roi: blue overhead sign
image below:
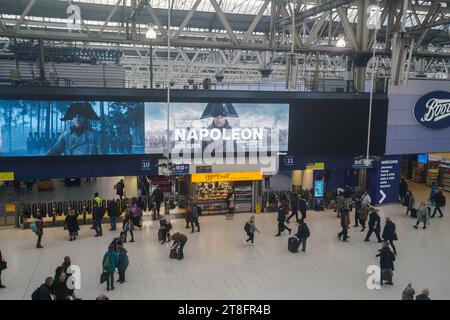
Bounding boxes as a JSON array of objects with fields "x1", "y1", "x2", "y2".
[
  {"x1": 368, "y1": 156, "x2": 401, "y2": 205},
  {"x1": 140, "y1": 159, "x2": 152, "y2": 171},
  {"x1": 171, "y1": 164, "x2": 190, "y2": 175},
  {"x1": 414, "y1": 91, "x2": 450, "y2": 130}
]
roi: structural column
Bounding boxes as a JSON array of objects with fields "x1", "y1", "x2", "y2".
[
  {"x1": 292, "y1": 170, "x2": 303, "y2": 192},
  {"x1": 124, "y1": 176, "x2": 138, "y2": 198}
]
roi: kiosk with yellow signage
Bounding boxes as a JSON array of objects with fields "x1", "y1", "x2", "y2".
[{"x1": 191, "y1": 171, "x2": 262, "y2": 215}]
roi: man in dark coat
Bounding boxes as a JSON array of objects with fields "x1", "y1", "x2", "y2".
[
  {"x1": 337, "y1": 208, "x2": 350, "y2": 242},
  {"x1": 365, "y1": 208, "x2": 383, "y2": 242},
  {"x1": 35, "y1": 214, "x2": 44, "y2": 249},
  {"x1": 275, "y1": 204, "x2": 292, "y2": 237},
  {"x1": 399, "y1": 178, "x2": 408, "y2": 204},
  {"x1": 376, "y1": 242, "x2": 395, "y2": 285},
  {"x1": 114, "y1": 179, "x2": 125, "y2": 200},
  {"x1": 295, "y1": 220, "x2": 310, "y2": 252},
  {"x1": 286, "y1": 193, "x2": 299, "y2": 223},
  {"x1": 93, "y1": 205, "x2": 104, "y2": 237},
  {"x1": 382, "y1": 217, "x2": 397, "y2": 255},
  {"x1": 47, "y1": 102, "x2": 101, "y2": 156},
  {"x1": 34, "y1": 277, "x2": 54, "y2": 300},
  {"x1": 152, "y1": 186, "x2": 165, "y2": 219},
  {"x1": 107, "y1": 199, "x2": 119, "y2": 231},
  {"x1": 299, "y1": 196, "x2": 308, "y2": 222}
]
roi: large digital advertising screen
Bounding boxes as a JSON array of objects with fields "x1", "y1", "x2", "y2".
[
  {"x1": 145, "y1": 102, "x2": 289, "y2": 154},
  {"x1": 0, "y1": 100, "x2": 289, "y2": 157},
  {"x1": 0, "y1": 99, "x2": 145, "y2": 157}
]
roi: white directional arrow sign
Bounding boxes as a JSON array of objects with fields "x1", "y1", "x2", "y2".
[{"x1": 379, "y1": 190, "x2": 386, "y2": 204}]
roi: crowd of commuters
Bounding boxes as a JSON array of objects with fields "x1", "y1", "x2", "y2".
[{"x1": 1, "y1": 177, "x2": 445, "y2": 300}]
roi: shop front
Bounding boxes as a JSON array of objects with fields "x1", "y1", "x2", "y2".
[{"x1": 190, "y1": 171, "x2": 262, "y2": 215}]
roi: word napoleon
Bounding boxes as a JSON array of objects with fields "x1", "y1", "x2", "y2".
[
  {"x1": 174, "y1": 128, "x2": 264, "y2": 141},
  {"x1": 178, "y1": 305, "x2": 213, "y2": 318}
]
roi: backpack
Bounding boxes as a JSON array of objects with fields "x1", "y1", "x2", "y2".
[
  {"x1": 103, "y1": 254, "x2": 110, "y2": 270},
  {"x1": 31, "y1": 287, "x2": 40, "y2": 300},
  {"x1": 244, "y1": 222, "x2": 251, "y2": 233},
  {"x1": 30, "y1": 221, "x2": 37, "y2": 233},
  {"x1": 303, "y1": 225, "x2": 310, "y2": 238}
]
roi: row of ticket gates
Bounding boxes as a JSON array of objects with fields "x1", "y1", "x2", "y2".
[{"x1": 19, "y1": 196, "x2": 185, "y2": 228}]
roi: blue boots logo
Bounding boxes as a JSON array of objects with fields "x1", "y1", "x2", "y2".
[{"x1": 414, "y1": 91, "x2": 450, "y2": 130}]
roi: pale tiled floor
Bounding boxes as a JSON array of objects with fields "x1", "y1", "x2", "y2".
[{"x1": 0, "y1": 180, "x2": 449, "y2": 300}]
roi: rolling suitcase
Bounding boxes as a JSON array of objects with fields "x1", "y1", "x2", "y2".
[
  {"x1": 410, "y1": 208, "x2": 417, "y2": 218},
  {"x1": 288, "y1": 236, "x2": 299, "y2": 253}
]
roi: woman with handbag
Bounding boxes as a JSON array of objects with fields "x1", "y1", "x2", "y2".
[
  {"x1": 0, "y1": 250, "x2": 6, "y2": 288},
  {"x1": 382, "y1": 217, "x2": 398, "y2": 255}
]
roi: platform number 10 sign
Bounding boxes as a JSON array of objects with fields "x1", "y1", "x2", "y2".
[{"x1": 67, "y1": 5, "x2": 81, "y2": 31}]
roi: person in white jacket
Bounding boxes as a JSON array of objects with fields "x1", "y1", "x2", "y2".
[
  {"x1": 414, "y1": 201, "x2": 430, "y2": 229},
  {"x1": 361, "y1": 191, "x2": 372, "y2": 207}
]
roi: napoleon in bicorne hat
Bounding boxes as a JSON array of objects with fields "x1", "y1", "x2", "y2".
[
  {"x1": 47, "y1": 102, "x2": 101, "y2": 156},
  {"x1": 200, "y1": 102, "x2": 238, "y2": 129}
]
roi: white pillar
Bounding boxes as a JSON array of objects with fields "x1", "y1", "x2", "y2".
[
  {"x1": 292, "y1": 170, "x2": 303, "y2": 192},
  {"x1": 302, "y1": 170, "x2": 314, "y2": 189},
  {"x1": 124, "y1": 176, "x2": 138, "y2": 198}
]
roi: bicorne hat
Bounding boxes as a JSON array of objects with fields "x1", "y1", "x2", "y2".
[
  {"x1": 61, "y1": 102, "x2": 100, "y2": 121},
  {"x1": 200, "y1": 102, "x2": 239, "y2": 119}
]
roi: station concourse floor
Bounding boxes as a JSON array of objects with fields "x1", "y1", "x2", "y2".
[{"x1": 0, "y1": 180, "x2": 449, "y2": 300}]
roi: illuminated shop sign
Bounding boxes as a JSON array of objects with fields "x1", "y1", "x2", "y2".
[{"x1": 414, "y1": 91, "x2": 450, "y2": 130}]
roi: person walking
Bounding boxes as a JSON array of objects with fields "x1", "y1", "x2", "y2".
[
  {"x1": 93, "y1": 204, "x2": 104, "y2": 237},
  {"x1": 365, "y1": 208, "x2": 383, "y2": 243},
  {"x1": 353, "y1": 189, "x2": 362, "y2": 227},
  {"x1": 337, "y1": 208, "x2": 350, "y2": 242},
  {"x1": 416, "y1": 288, "x2": 431, "y2": 300},
  {"x1": 359, "y1": 202, "x2": 369, "y2": 232},
  {"x1": 382, "y1": 217, "x2": 398, "y2": 255},
  {"x1": 190, "y1": 201, "x2": 200, "y2": 233},
  {"x1": 343, "y1": 185, "x2": 353, "y2": 211},
  {"x1": 361, "y1": 191, "x2": 372, "y2": 207},
  {"x1": 299, "y1": 195, "x2": 307, "y2": 222},
  {"x1": 244, "y1": 215, "x2": 260, "y2": 244},
  {"x1": 61, "y1": 256, "x2": 71, "y2": 274},
  {"x1": 32, "y1": 277, "x2": 54, "y2": 300},
  {"x1": 376, "y1": 241, "x2": 395, "y2": 286},
  {"x1": 25, "y1": 179, "x2": 34, "y2": 193},
  {"x1": 152, "y1": 186, "x2": 164, "y2": 219},
  {"x1": 336, "y1": 193, "x2": 346, "y2": 218},
  {"x1": 431, "y1": 189, "x2": 445, "y2": 218},
  {"x1": 114, "y1": 179, "x2": 125, "y2": 200},
  {"x1": 0, "y1": 250, "x2": 6, "y2": 288},
  {"x1": 159, "y1": 215, "x2": 172, "y2": 244},
  {"x1": 94, "y1": 192, "x2": 102, "y2": 207},
  {"x1": 402, "y1": 283, "x2": 415, "y2": 299},
  {"x1": 185, "y1": 199, "x2": 193, "y2": 229},
  {"x1": 286, "y1": 193, "x2": 299, "y2": 223},
  {"x1": 275, "y1": 204, "x2": 292, "y2": 237},
  {"x1": 130, "y1": 202, "x2": 143, "y2": 230},
  {"x1": 107, "y1": 199, "x2": 119, "y2": 231},
  {"x1": 35, "y1": 214, "x2": 44, "y2": 248},
  {"x1": 226, "y1": 189, "x2": 236, "y2": 220},
  {"x1": 122, "y1": 212, "x2": 135, "y2": 243},
  {"x1": 65, "y1": 209, "x2": 79, "y2": 241},
  {"x1": 102, "y1": 244, "x2": 119, "y2": 291},
  {"x1": 405, "y1": 191, "x2": 415, "y2": 217},
  {"x1": 295, "y1": 220, "x2": 310, "y2": 252},
  {"x1": 117, "y1": 244, "x2": 129, "y2": 284},
  {"x1": 171, "y1": 232, "x2": 188, "y2": 260},
  {"x1": 399, "y1": 178, "x2": 408, "y2": 204},
  {"x1": 414, "y1": 201, "x2": 430, "y2": 229}
]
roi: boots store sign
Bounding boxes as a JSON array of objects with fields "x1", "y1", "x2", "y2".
[{"x1": 414, "y1": 91, "x2": 450, "y2": 130}]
